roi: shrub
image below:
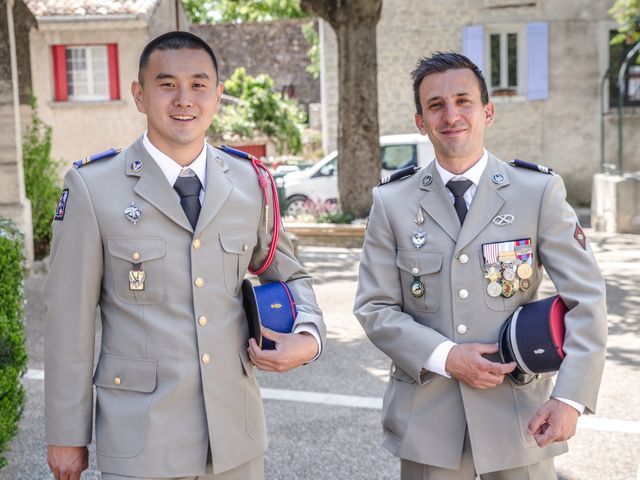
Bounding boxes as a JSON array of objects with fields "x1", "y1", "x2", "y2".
[
  {"x1": 0, "y1": 219, "x2": 27, "y2": 471},
  {"x1": 23, "y1": 96, "x2": 61, "y2": 258}
]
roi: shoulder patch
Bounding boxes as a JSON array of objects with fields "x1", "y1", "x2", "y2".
[
  {"x1": 74, "y1": 148, "x2": 120, "y2": 169},
  {"x1": 54, "y1": 189, "x2": 69, "y2": 221},
  {"x1": 379, "y1": 166, "x2": 419, "y2": 186},
  {"x1": 217, "y1": 145, "x2": 257, "y2": 161},
  {"x1": 509, "y1": 159, "x2": 553, "y2": 175}
]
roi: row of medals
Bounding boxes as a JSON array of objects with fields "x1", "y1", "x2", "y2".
[{"x1": 484, "y1": 259, "x2": 532, "y2": 298}]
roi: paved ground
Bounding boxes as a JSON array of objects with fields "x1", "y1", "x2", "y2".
[{"x1": 3, "y1": 229, "x2": 640, "y2": 480}]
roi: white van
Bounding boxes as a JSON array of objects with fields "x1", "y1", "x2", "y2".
[{"x1": 283, "y1": 134, "x2": 435, "y2": 215}]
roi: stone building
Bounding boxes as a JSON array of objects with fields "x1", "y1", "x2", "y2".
[
  {"x1": 26, "y1": 0, "x2": 187, "y2": 166},
  {"x1": 320, "y1": 0, "x2": 640, "y2": 206}
]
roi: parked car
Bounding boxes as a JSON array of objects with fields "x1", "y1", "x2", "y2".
[{"x1": 283, "y1": 134, "x2": 435, "y2": 216}]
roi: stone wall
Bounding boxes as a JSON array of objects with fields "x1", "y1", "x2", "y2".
[
  {"x1": 321, "y1": 0, "x2": 640, "y2": 206},
  {"x1": 192, "y1": 19, "x2": 320, "y2": 109}
]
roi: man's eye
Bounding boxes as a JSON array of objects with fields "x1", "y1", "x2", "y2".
[
  {"x1": 160, "y1": 82, "x2": 175, "y2": 87},
  {"x1": 428, "y1": 103, "x2": 441, "y2": 110}
]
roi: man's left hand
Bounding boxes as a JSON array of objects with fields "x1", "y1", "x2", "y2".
[
  {"x1": 248, "y1": 328, "x2": 319, "y2": 372},
  {"x1": 528, "y1": 398, "x2": 580, "y2": 447}
]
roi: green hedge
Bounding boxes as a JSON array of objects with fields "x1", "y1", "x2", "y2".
[{"x1": 0, "y1": 219, "x2": 27, "y2": 470}]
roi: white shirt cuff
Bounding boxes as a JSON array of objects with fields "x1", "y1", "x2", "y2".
[
  {"x1": 292, "y1": 324, "x2": 322, "y2": 363},
  {"x1": 424, "y1": 340, "x2": 457, "y2": 378},
  {"x1": 553, "y1": 396, "x2": 585, "y2": 415}
]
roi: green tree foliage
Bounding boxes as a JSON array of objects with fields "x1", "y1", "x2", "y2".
[
  {"x1": 302, "y1": 21, "x2": 320, "y2": 79},
  {"x1": 183, "y1": 0, "x2": 305, "y2": 24},
  {"x1": 210, "y1": 68, "x2": 306, "y2": 154},
  {"x1": 0, "y1": 220, "x2": 27, "y2": 470},
  {"x1": 610, "y1": 0, "x2": 640, "y2": 49},
  {"x1": 23, "y1": 97, "x2": 61, "y2": 258}
]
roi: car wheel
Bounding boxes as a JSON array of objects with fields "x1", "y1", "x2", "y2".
[{"x1": 286, "y1": 195, "x2": 308, "y2": 216}]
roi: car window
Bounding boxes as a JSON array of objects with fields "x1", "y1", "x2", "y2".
[{"x1": 381, "y1": 145, "x2": 416, "y2": 170}]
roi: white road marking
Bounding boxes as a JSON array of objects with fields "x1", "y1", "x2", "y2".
[{"x1": 26, "y1": 369, "x2": 640, "y2": 435}]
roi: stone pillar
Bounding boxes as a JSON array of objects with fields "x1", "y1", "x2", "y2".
[
  {"x1": 591, "y1": 173, "x2": 640, "y2": 234},
  {"x1": 0, "y1": 0, "x2": 34, "y2": 267}
]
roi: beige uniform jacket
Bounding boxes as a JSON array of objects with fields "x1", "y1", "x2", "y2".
[
  {"x1": 44, "y1": 136, "x2": 326, "y2": 477},
  {"x1": 353, "y1": 154, "x2": 607, "y2": 474}
]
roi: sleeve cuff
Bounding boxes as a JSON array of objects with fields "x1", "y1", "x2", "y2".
[
  {"x1": 293, "y1": 323, "x2": 322, "y2": 363},
  {"x1": 424, "y1": 340, "x2": 457, "y2": 378},
  {"x1": 553, "y1": 396, "x2": 585, "y2": 415}
]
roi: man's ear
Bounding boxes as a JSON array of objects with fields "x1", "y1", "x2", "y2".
[
  {"x1": 131, "y1": 81, "x2": 146, "y2": 114},
  {"x1": 415, "y1": 113, "x2": 427, "y2": 135},
  {"x1": 484, "y1": 101, "x2": 495, "y2": 127}
]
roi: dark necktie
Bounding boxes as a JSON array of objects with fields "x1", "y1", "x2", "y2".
[
  {"x1": 446, "y1": 179, "x2": 473, "y2": 225},
  {"x1": 174, "y1": 175, "x2": 202, "y2": 229}
]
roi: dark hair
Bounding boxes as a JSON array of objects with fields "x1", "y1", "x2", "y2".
[
  {"x1": 411, "y1": 52, "x2": 489, "y2": 114},
  {"x1": 138, "y1": 31, "x2": 219, "y2": 83}
]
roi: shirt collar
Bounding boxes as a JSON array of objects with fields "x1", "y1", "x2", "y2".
[
  {"x1": 142, "y1": 131, "x2": 207, "y2": 189},
  {"x1": 435, "y1": 149, "x2": 488, "y2": 187}
]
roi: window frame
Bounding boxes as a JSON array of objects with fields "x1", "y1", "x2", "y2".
[{"x1": 484, "y1": 24, "x2": 527, "y2": 97}]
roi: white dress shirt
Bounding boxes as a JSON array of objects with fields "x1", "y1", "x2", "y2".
[
  {"x1": 142, "y1": 132, "x2": 322, "y2": 358},
  {"x1": 422, "y1": 149, "x2": 583, "y2": 414}
]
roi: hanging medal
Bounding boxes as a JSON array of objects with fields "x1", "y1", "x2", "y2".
[
  {"x1": 410, "y1": 276, "x2": 425, "y2": 298},
  {"x1": 129, "y1": 263, "x2": 145, "y2": 291}
]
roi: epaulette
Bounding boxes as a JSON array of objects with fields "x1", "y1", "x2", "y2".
[
  {"x1": 74, "y1": 148, "x2": 120, "y2": 168},
  {"x1": 509, "y1": 159, "x2": 553, "y2": 175},
  {"x1": 379, "y1": 166, "x2": 419, "y2": 186}
]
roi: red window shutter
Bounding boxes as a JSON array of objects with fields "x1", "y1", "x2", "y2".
[
  {"x1": 107, "y1": 44, "x2": 120, "y2": 100},
  {"x1": 51, "y1": 45, "x2": 68, "y2": 101}
]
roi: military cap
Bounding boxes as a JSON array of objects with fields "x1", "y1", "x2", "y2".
[
  {"x1": 499, "y1": 295, "x2": 568, "y2": 385},
  {"x1": 242, "y1": 279, "x2": 297, "y2": 350}
]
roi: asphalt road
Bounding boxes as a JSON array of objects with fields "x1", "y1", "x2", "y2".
[{"x1": 3, "y1": 230, "x2": 640, "y2": 480}]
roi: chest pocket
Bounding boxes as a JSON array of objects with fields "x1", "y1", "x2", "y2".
[
  {"x1": 396, "y1": 250, "x2": 443, "y2": 313},
  {"x1": 107, "y1": 237, "x2": 166, "y2": 304},
  {"x1": 220, "y1": 230, "x2": 258, "y2": 295}
]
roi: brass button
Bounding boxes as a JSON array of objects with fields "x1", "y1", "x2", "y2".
[
  {"x1": 457, "y1": 324, "x2": 468, "y2": 335},
  {"x1": 192, "y1": 239, "x2": 201, "y2": 249},
  {"x1": 201, "y1": 353, "x2": 211, "y2": 365},
  {"x1": 114, "y1": 376, "x2": 122, "y2": 385},
  {"x1": 411, "y1": 267, "x2": 419, "y2": 275},
  {"x1": 459, "y1": 254, "x2": 469, "y2": 264},
  {"x1": 458, "y1": 289, "x2": 469, "y2": 299},
  {"x1": 131, "y1": 251, "x2": 141, "y2": 261},
  {"x1": 198, "y1": 315, "x2": 208, "y2": 327},
  {"x1": 242, "y1": 243, "x2": 248, "y2": 252},
  {"x1": 194, "y1": 277, "x2": 204, "y2": 288}
]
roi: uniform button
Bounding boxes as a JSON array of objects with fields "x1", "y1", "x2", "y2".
[
  {"x1": 242, "y1": 243, "x2": 248, "y2": 252},
  {"x1": 458, "y1": 289, "x2": 469, "y2": 299},
  {"x1": 411, "y1": 267, "x2": 419, "y2": 275},
  {"x1": 114, "y1": 376, "x2": 122, "y2": 385},
  {"x1": 457, "y1": 324, "x2": 468, "y2": 335},
  {"x1": 201, "y1": 353, "x2": 211, "y2": 365},
  {"x1": 131, "y1": 251, "x2": 140, "y2": 261},
  {"x1": 459, "y1": 254, "x2": 469, "y2": 264},
  {"x1": 192, "y1": 239, "x2": 201, "y2": 249},
  {"x1": 194, "y1": 277, "x2": 204, "y2": 288},
  {"x1": 198, "y1": 315, "x2": 208, "y2": 327},
  {"x1": 391, "y1": 365, "x2": 397, "y2": 373}
]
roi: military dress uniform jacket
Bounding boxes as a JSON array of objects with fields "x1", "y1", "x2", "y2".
[
  {"x1": 353, "y1": 154, "x2": 607, "y2": 474},
  {"x1": 44, "y1": 136, "x2": 326, "y2": 477}
]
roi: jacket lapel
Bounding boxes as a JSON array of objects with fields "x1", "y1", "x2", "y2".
[
  {"x1": 454, "y1": 154, "x2": 509, "y2": 254},
  {"x1": 195, "y1": 146, "x2": 233, "y2": 234},
  {"x1": 127, "y1": 137, "x2": 193, "y2": 232},
  {"x1": 419, "y1": 162, "x2": 460, "y2": 242}
]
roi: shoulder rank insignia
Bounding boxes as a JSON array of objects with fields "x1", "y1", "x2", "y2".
[
  {"x1": 509, "y1": 159, "x2": 553, "y2": 175},
  {"x1": 379, "y1": 166, "x2": 420, "y2": 186},
  {"x1": 74, "y1": 148, "x2": 120, "y2": 169}
]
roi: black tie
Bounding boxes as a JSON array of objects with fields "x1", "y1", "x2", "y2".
[
  {"x1": 446, "y1": 179, "x2": 473, "y2": 225},
  {"x1": 174, "y1": 175, "x2": 202, "y2": 229}
]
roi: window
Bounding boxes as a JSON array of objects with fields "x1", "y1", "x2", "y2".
[
  {"x1": 463, "y1": 22, "x2": 548, "y2": 101},
  {"x1": 52, "y1": 44, "x2": 120, "y2": 102},
  {"x1": 608, "y1": 31, "x2": 640, "y2": 108}
]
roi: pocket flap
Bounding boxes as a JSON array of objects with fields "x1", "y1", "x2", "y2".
[
  {"x1": 107, "y1": 237, "x2": 165, "y2": 263},
  {"x1": 389, "y1": 364, "x2": 416, "y2": 384},
  {"x1": 219, "y1": 230, "x2": 257, "y2": 255},
  {"x1": 93, "y1": 353, "x2": 157, "y2": 393},
  {"x1": 395, "y1": 250, "x2": 443, "y2": 275}
]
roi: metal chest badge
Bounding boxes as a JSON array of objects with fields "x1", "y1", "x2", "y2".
[
  {"x1": 124, "y1": 202, "x2": 142, "y2": 224},
  {"x1": 129, "y1": 263, "x2": 145, "y2": 291},
  {"x1": 411, "y1": 229, "x2": 427, "y2": 249}
]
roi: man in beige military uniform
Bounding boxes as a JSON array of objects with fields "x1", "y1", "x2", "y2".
[
  {"x1": 44, "y1": 31, "x2": 325, "y2": 480},
  {"x1": 354, "y1": 52, "x2": 607, "y2": 479}
]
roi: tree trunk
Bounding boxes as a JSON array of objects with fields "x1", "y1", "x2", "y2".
[{"x1": 301, "y1": 0, "x2": 382, "y2": 218}]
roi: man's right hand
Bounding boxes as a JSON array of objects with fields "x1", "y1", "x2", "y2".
[
  {"x1": 445, "y1": 343, "x2": 516, "y2": 389},
  {"x1": 48, "y1": 445, "x2": 88, "y2": 480}
]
